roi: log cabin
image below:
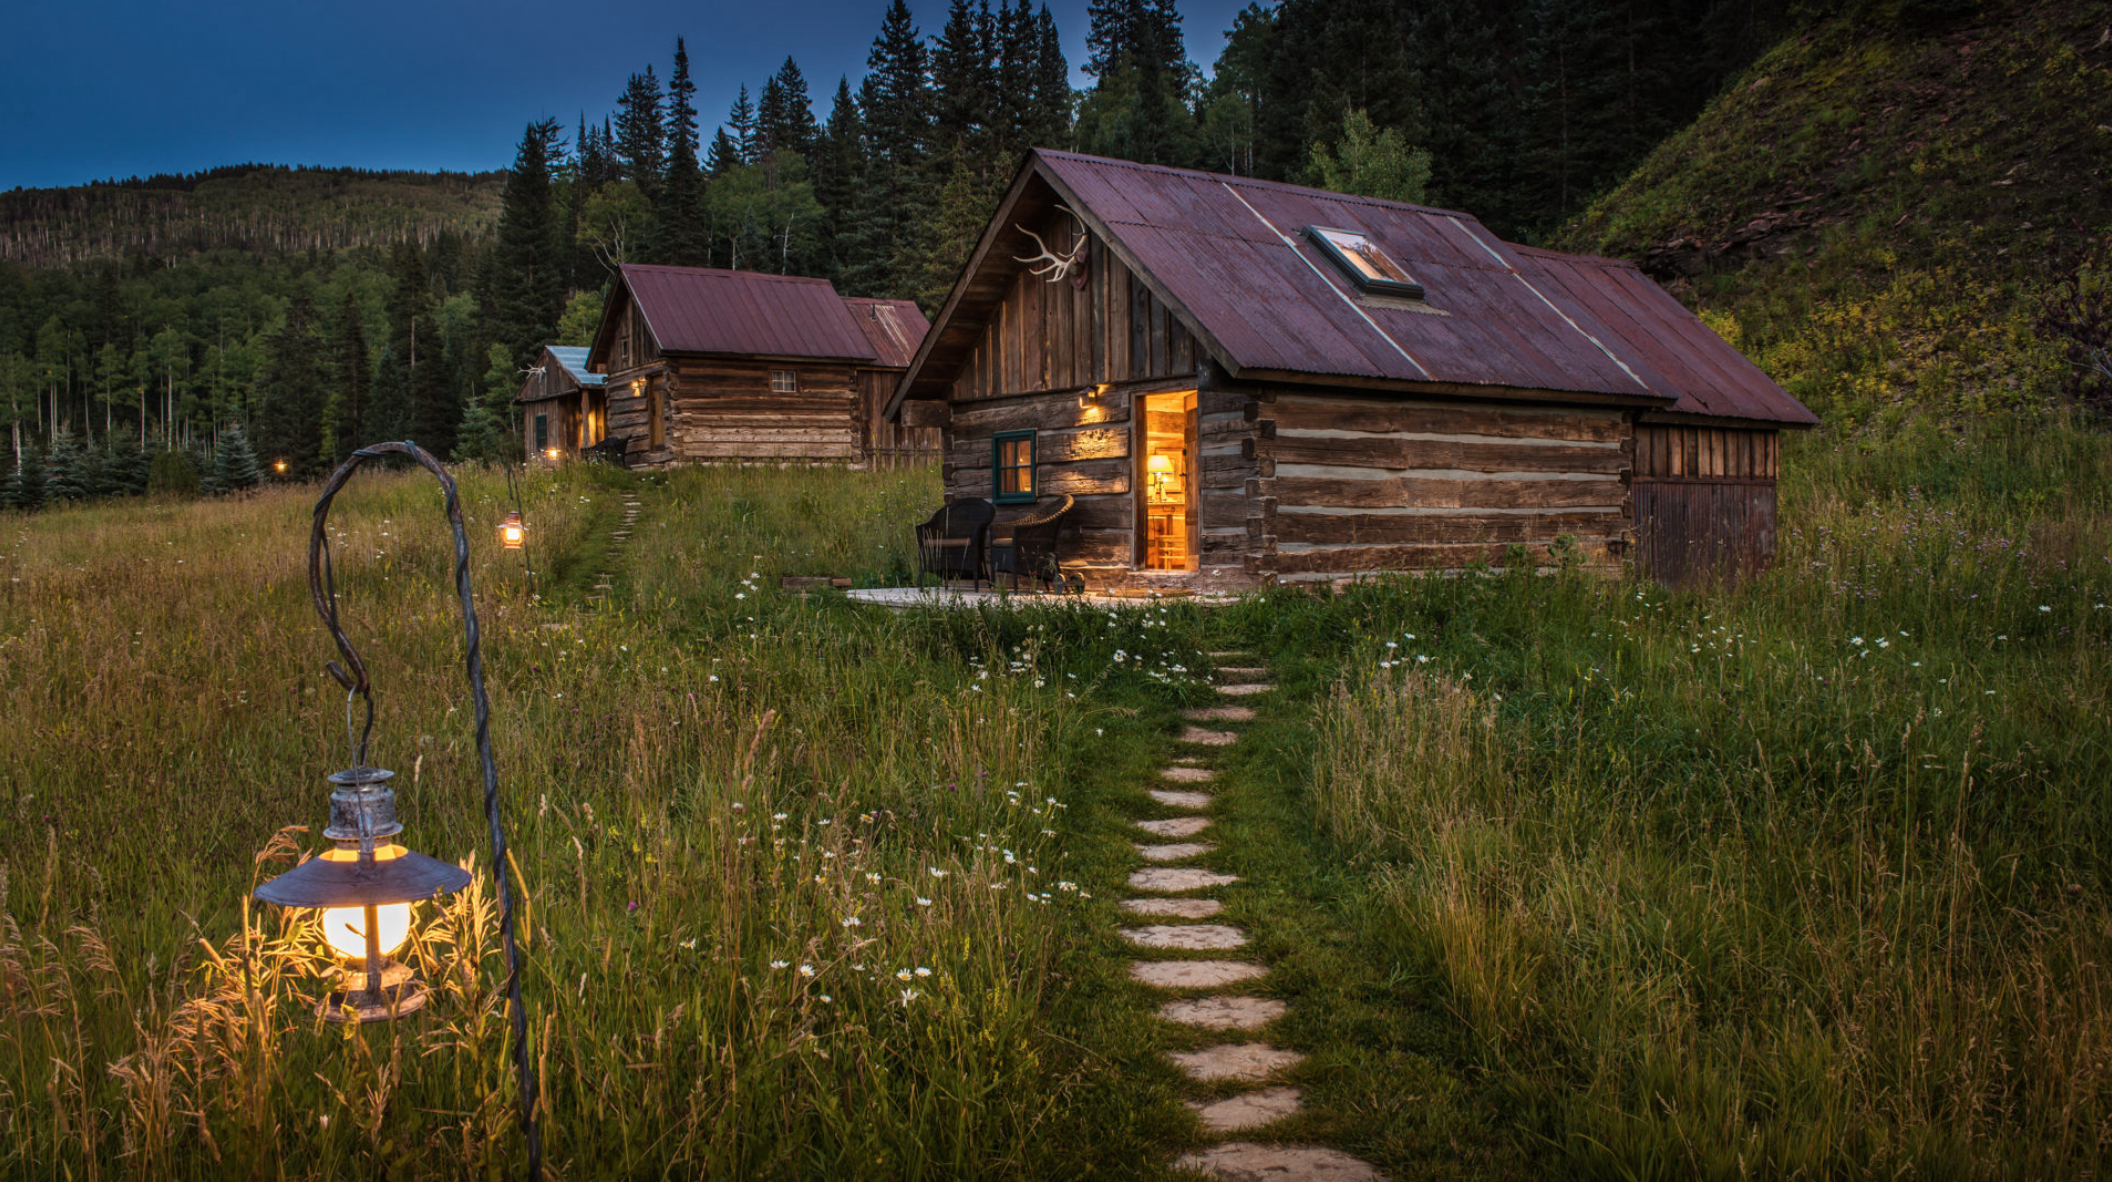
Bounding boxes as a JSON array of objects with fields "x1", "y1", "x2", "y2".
[
  {"x1": 514, "y1": 345, "x2": 608, "y2": 462},
  {"x1": 580, "y1": 264, "x2": 936, "y2": 467},
  {"x1": 886, "y1": 150, "x2": 1818, "y2": 590}
]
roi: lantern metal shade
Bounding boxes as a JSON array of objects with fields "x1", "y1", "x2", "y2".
[{"x1": 254, "y1": 846, "x2": 471, "y2": 909}]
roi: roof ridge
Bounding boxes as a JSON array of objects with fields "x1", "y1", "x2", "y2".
[{"x1": 1032, "y1": 148, "x2": 1478, "y2": 221}]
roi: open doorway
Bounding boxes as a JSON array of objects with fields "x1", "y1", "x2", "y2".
[{"x1": 1135, "y1": 390, "x2": 1199, "y2": 571}]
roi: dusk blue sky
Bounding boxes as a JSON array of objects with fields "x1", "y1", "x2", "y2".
[{"x1": 3, "y1": 0, "x2": 1257, "y2": 190}]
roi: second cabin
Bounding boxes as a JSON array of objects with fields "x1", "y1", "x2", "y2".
[
  {"x1": 887, "y1": 150, "x2": 1817, "y2": 590},
  {"x1": 582, "y1": 264, "x2": 936, "y2": 468}
]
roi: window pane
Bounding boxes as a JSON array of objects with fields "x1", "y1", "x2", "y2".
[{"x1": 1319, "y1": 228, "x2": 1413, "y2": 284}]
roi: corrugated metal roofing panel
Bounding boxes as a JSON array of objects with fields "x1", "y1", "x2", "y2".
[
  {"x1": 1027, "y1": 150, "x2": 1815, "y2": 427},
  {"x1": 842, "y1": 298, "x2": 930, "y2": 369},
  {"x1": 619, "y1": 264, "x2": 879, "y2": 362},
  {"x1": 545, "y1": 346, "x2": 604, "y2": 386}
]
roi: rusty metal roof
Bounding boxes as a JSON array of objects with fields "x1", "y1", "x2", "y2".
[
  {"x1": 842, "y1": 298, "x2": 928, "y2": 369},
  {"x1": 607, "y1": 264, "x2": 883, "y2": 363},
  {"x1": 897, "y1": 151, "x2": 1815, "y2": 428}
]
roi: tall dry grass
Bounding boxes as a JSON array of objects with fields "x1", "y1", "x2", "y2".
[
  {"x1": 0, "y1": 463, "x2": 1112, "y2": 1178},
  {"x1": 1306, "y1": 424, "x2": 2112, "y2": 1178}
]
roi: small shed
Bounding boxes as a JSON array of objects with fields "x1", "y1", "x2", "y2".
[
  {"x1": 580, "y1": 264, "x2": 936, "y2": 468},
  {"x1": 886, "y1": 150, "x2": 1817, "y2": 590},
  {"x1": 515, "y1": 345, "x2": 608, "y2": 461}
]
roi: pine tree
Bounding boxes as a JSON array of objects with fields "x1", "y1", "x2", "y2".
[
  {"x1": 706, "y1": 128, "x2": 743, "y2": 177},
  {"x1": 843, "y1": 0, "x2": 934, "y2": 299},
  {"x1": 757, "y1": 57, "x2": 820, "y2": 160},
  {"x1": 812, "y1": 78, "x2": 866, "y2": 280},
  {"x1": 726, "y1": 86, "x2": 760, "y2": 166},
  {"x1": 1028, "y1": 5, "x2": 1072, "y2": 150},
  {"x1": 932, "y1": 0, "x2": 996, "y2": 160},
  {"x1": 213, "y1": 422, "x2": 261, "y2": 493},
  {"x1": 659, "y1": 39, "x2": 709, "y2": 265},
  {"x1": 44, "y1": 432, "x2": 89, "y2": 502},
  {"x1": 1077, "y1": 0, "x2": 1197, "y2": 166},
  {"x1": 146, "y1": 448, "x2": 198, "y2": 498},
  {"x1": 5, "y1": 448, "x2": 45, "y2": 511},
  {"x1": 489, "y1": 119, "x2": 567, "y2": 368},
  {"x1": 614, "y1": 68, "x2": 666, "y2": 195},
  {"x1": 255, "y1": 292, "x2": 328, "y2": 476},
  {"x1": 329, "y1": 292, "x2": 371, "y2": 460},
  {"x1": 105, "y1": 436, "x2": 149, "y2": 496},
  {"x1": 454, "y1": 343, "x2": 519, "y2": 463}
]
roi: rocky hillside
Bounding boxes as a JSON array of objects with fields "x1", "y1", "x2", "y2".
[
  {"x1": 1558, "y1": 1, "x2": 2112, "y2": 431},
  {"x1": 0, "y1": 165, "x2": 504, "y2": 268}
]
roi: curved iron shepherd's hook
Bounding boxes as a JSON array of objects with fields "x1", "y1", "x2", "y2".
[{"x1": 307, "y1": 440, "x2": 542, "y2": 1182}]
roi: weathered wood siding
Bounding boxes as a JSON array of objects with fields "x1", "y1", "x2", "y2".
[
  {"x1": 949, "y1": 211, "x2": 1201, "y2": 403},
  {"x1": 521, "y1": 399, "x2": 577, "y2": 459},
  {"x1": 858, "y1": 370, "x2": 942, "y2": 467},
  {"x1": 1631, "y1": 423, "x2": 1779, "y2": 585},
  {"x1": 1250, "y1": 391, "x2": 1634, "y2": 576},
  {"x1": 942, "y1": 384, "x2": 1258, "y2": 583}
]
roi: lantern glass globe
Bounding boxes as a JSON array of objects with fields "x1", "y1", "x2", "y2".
[{"x1": 322, "y1": 903, "x2": 412, "y2": 959}]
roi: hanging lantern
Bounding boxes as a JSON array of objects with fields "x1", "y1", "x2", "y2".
[
  {"x1": 254, "y1": 767, "x2": 471, "y2": 1022},
  {"x1": 499, "y1": 510, "x2": 525, "y2": 549}
]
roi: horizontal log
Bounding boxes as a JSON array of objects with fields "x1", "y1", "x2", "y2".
[
  {"x1": 946, "y1": 426, "x2": 1130, "y2": 469},
  {"x1": 1201, "y1": 487, "x2": 1248, "y2": 530},
  {"x1": 1040, "y1": 459, "x2": 1130, "y2": 497},
  {"x1": 1268, "y1": 397, "x2": 1626, "y2": 442},
  {"x1": 1272, "y1": 540, "x2": 1616, "y2": 574},
  {"x1": 1269, "y1": 436, "x2": 1629, "y2": 474},
  {"x1": 684, "y1": 442, "x2": 862, "y2": 459},
  {"x1": 952, "y1": 395, "x2": 1130, "y2": 434},
  {"x1": 1201, "y1": 452, "x2": 1257, "y2": 490},
  {"x1": 1275, "y1": 474, "x2": 1625, "y2": 511},
  {"x1": 1201, "y1": 532, "x2": 1250, "y2": 561},
  {"x1": 1273, "y1": 510, "x2": 1627, "y2": 546}
]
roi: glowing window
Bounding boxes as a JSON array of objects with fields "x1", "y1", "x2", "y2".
[
  {"x1": 1304, "y1": 226, "x2": 1424, "y2": 299},
  {"x1": 992, "y1": 430, "x2": 1035, "y2": 504}
]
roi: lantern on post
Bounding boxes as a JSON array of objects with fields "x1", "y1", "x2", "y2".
[
  {"x1": 253, "y1": 766, "x2": 469, "y2": 1020},
  {"x1": 499, "y1": 510, "x2": 526, "y2": 549},
  {"x1": 251, "y1": 439, "x2": 541, "y2": 1177},
  {"x1": 274, "y1": 459, "x2": 290, "y2": 477}
]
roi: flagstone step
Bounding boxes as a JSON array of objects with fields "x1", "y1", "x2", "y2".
[
  {"x1": 1129, "y1": 867, "x2": 1239, "y2": 892},
  {"x1": 1181, "y1": 726, "x2": 1240, "y2": 746},
  {"x1": 1217, "y1": 684, "x2": 1274, "y2": 697},
  {"x1": 1215, "y1": 666, "x2": 1268, "y2": 679},
  {"x1": 1120, "y1": 924, "x2": 1247, "y2": 950},
  {"x1": 1190, "y1": 1087, "x2": 1304, "y2": 1134},
  {"x1": 1136, "y1": 816, "x2": 1212, "y2": 838},
  {"x1": 1129, "y1": 960, "x2": 1267, "y2": 989},
  {"x1": 1122, "y1": 897, "x2": 1223, "y2": 919},
  {"x1": 1167, "y1": 1044, "x2": 1303, "y2": 1083},
  {"x1": 1206, "y1": 651, "x2": 1250, "y2": 659},
  {"x1": 1148, "y1": 789, "x2": 1213, "y2": 810},
  {"x1": 1136, "y1": 841, "x2": 1214, "y2": 862},
  {"x1": 1185, "y1": 705, "x2": 1256, "y2": 722},
  {"x1": 1174, "y1": 1142, "x2": 1380, "y2": 1181},
  {"x1": 1159, "y1": 995, "x2": 1287, "y2": 1030},
  {"x1": 1161, "y1": 766, "x2": 1215, "y2": 783}
]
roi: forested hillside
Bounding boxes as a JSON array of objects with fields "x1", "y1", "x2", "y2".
[
  {"x1": 8, "y1": 0, "x2": 2096, "y2": 512},
  {"x1": 1558, "y1": 0, "x2": 2112, "y2": 431},
  {"x1": 0, "y1": 166, "x2": 504, "y2": 269}
]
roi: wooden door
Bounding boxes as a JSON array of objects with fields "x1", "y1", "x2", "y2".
[{"x1": 1182, "y1": 394, "x2": 1200, "y2": 569}]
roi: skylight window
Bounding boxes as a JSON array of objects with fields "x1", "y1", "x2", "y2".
[{"x1": 1305, "y1": 226, "x2": 1424, "y2": 299}]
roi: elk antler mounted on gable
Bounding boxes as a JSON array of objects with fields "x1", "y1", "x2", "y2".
[{"x1": 1013, "y1": 206, "x2": 1091, "y2": 289}]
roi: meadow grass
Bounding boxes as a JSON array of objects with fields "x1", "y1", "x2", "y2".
[
  {"x1": 1274, "y1": 422, "x2": 2112, "y2": 1178},
  {"x1": 0, "y1": 462, "x2": 1222, "y2": 1179}
]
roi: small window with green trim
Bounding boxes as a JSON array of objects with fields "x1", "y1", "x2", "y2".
[
  {"x1": 534, "y1": 413, "x2": 548, "y2": 451},
  {"x1": 993, "y1": 430, "x2": 1036, "y2": 503}
]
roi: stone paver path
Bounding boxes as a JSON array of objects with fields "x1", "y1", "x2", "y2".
[
  {"x1": 1115, "y1": 651, "x2": 1386, "y2": 1179},
  {"x1": 586, "y1": 496, "x2": 645, "y2": 607}
]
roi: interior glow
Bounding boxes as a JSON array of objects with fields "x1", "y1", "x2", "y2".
[
  {"x1": 322, "y1": 903, "x2": 412, "y2": 960},
  {"x1": 502, "y1": 523, "x2": 524, "y2": 547}
]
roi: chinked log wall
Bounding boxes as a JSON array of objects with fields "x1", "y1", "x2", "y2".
[
  {"x1": 941, "y1": 214, "x2": 1258, "y2": 582},
  {"x1": 605, "y1": 358, "x2": 870, "y2": 466},
  {"x1": 1631, "y1": 423, "x2": 1780, "y2": 585},
  {"x1": 1247, "y1": 391, "x2": 1635, "y2": 577}
]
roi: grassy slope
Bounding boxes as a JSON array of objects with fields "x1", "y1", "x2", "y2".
[{"x1": 1557, "y1": 0, "x2": 2112, "y2": 432}]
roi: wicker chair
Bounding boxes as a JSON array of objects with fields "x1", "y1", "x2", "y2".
[
  {"x1": 989, "y1": 494, "x2": 1077, "y2": 593},
  {"x1": 915, "y1": 498, "x2": 995, "y2": 588}
]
